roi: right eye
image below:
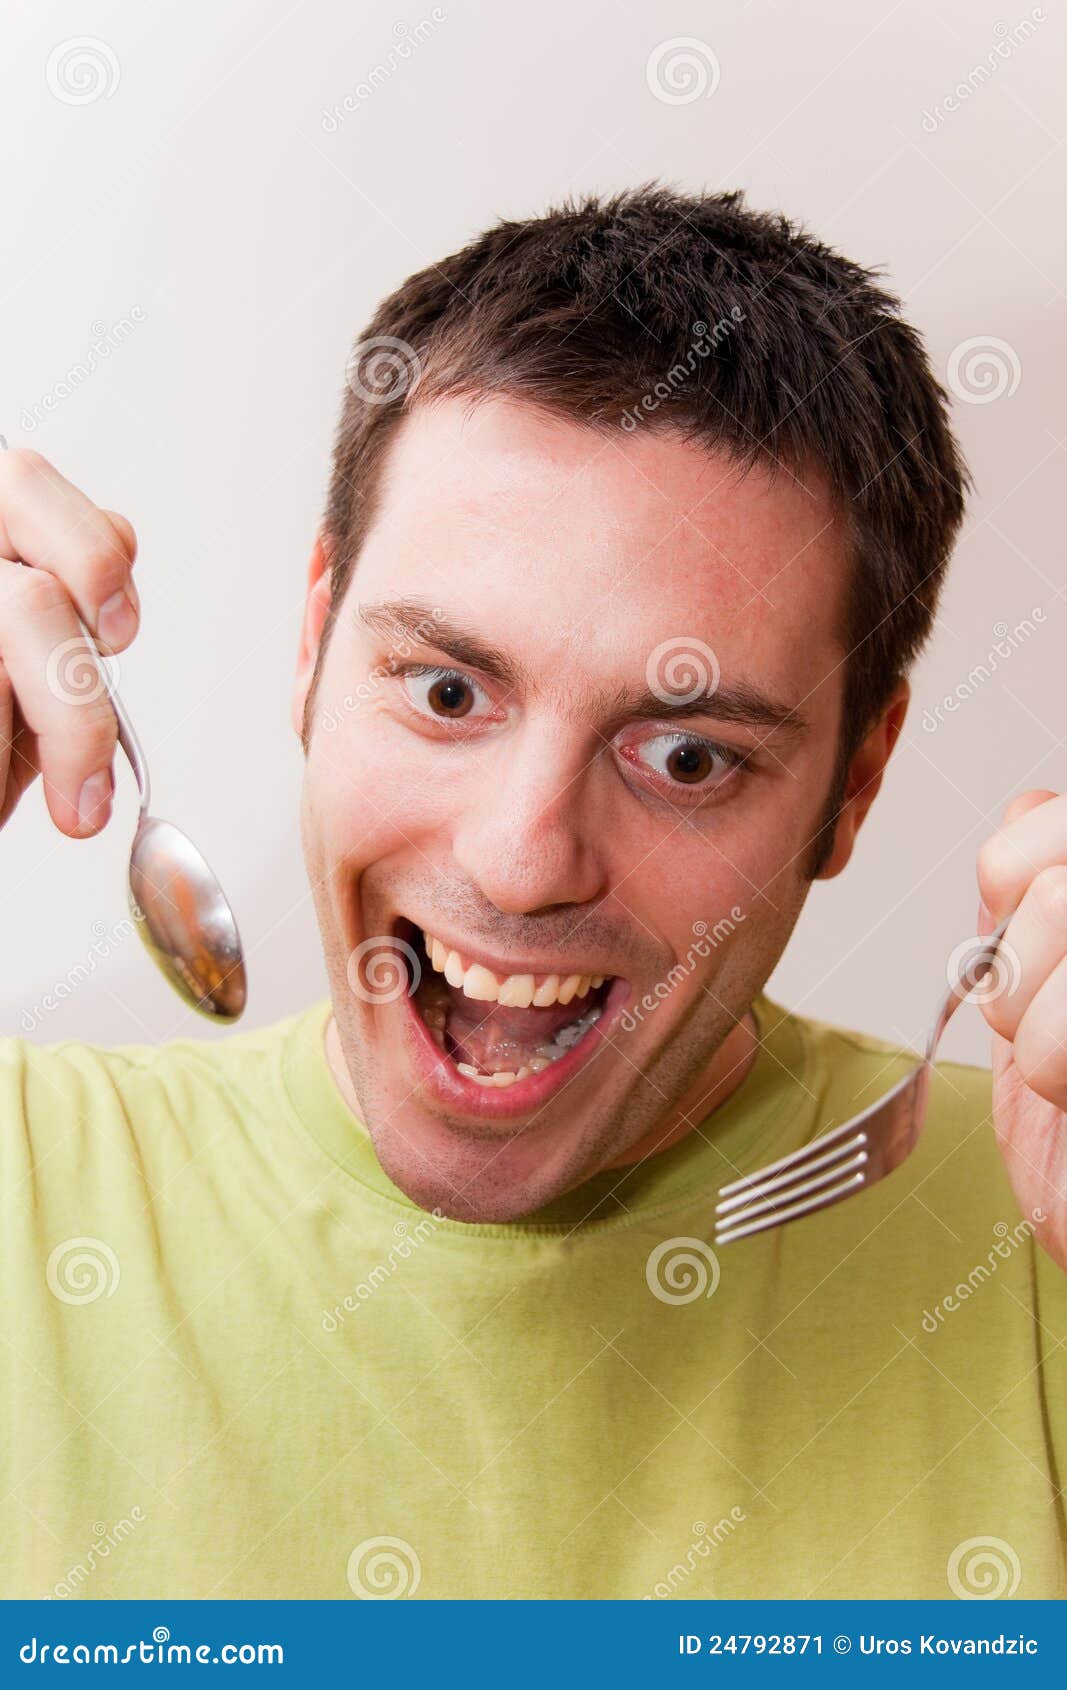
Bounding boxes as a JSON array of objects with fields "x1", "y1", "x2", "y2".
[{"x1": 398, "y1": 665, "x2": 493, "y2": 723}]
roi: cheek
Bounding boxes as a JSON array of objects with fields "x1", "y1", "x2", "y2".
[
  {"x1": 306, "y1": 701, "x2": 456, "y2": 869},
  {"x1": 649, "y1": 781, "x2": 816, "y2": 934},
  {"x1": 658, "y1": 846, "x2": 755, "y2": 932}
]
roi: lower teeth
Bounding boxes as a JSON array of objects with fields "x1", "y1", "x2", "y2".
[{"x1": 423, "y1": 998, "x2": 604, "y2": 1087}]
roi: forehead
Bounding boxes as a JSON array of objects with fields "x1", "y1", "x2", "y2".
[{"x1": 352, "y1": 394, "x2": 849, "y2": 696}]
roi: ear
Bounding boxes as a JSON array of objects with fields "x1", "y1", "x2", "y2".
[
  {"x1": 813, "y1": 677, "x2": 910, "y2": 881},
  {"x1": 291, "y1": 532, "x2": 333, "y2": 741}
]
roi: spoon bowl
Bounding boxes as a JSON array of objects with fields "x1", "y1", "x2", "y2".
[{"x1": 128, "y1": 815, "x2": 247, "y2": 1020}]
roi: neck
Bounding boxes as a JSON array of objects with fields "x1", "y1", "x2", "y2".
[
  {"x1": 324, "y1": 1012, "x2": 365, "y2": 1122},
  {"x1": 598, "y1": 1006, "x2": 760, "y2": 1171}
]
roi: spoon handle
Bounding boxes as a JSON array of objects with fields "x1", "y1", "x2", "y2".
[{"x1": 75, "y1": 613, "x2": 152, "y2": 816}]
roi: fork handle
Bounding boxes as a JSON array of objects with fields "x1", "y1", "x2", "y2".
[{"x1": 925, "y1": 913, "x2": 1014, "y2": 1061}]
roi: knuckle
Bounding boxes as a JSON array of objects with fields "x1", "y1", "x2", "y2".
[
  {"x1": 1029, "y1": 865, "x2": 1067, "y2": 928},
  {"x1": 0, "y1": 447, "x2": 48, "y2": 493},
  {"x1": 11, "y1": 566, "x2": 63, "y2": 620},
  {"x1": 103, "y1": 510, "x2": 137, "y2": 563},
  {"x1": 80, "y1": 532, "x2": 131, "y2": 594},
  {"x1": 976, "y1": 834, "x2": 1015, "y2": 906},
  {"x1": 72, "y1": 705, "x2": 118, "y2": 759},
  {"x1": 1011, "y1": 1026, "x2": 1061, "y2": 1103},
  {"x1": 982, "y1": 985, "x2": 1016, "y2": 1039}
]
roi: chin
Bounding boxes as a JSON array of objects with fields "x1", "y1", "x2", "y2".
[{"x1": 369, "y1": 1121, "x2": 573, "y2": 1224}]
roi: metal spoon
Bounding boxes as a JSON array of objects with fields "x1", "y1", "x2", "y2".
[
  {"x1": 74, "y1": 615, "x2": 247, "y2": 1021},
  {"x1": 1, "y1": 434, "x2": 245, "y2": 1018}
]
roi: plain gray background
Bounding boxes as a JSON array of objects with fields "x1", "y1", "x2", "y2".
[{"x1": 2, "y1": 0, "x2": 1063, "y2": 1067}]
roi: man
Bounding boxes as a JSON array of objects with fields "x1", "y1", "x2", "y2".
[{"x1": 1, "y1": 186, "x2": 1064, "y2": 1602}]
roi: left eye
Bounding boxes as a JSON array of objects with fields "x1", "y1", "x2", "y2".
[
  {"x1": 634, "y1": 732, "x2": 746, "y2": 790},
  {"x1": 401, "y1": 666, "x2": 492, "y2": 721}
]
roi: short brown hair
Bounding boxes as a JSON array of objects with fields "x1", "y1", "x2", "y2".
[{"x1": 314, "y1": 184, "x2": 970, "y2": 870}]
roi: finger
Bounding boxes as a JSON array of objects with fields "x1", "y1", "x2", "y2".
[
  {"x1": 0, "y1": 659, "x2": 11, "y2": 825},
  {"x1": 0, "y1": 715, "x2": 42, "y2": 830},
  {"x1": 0, "y1": 664, "x2": 46, "y2": 827},
  {"x1": 1007, "y1": 945, "x2": 1067, "y2": 1112},
  {"x1": 100, "y1": 508, "x2": 137, "y2": 566},
  {"x1": 0, "y1": 450, "x2": 139, "y2": 653},
  {"x1": 0, "y1": 559, "x2": 116, "y2": 835},
  {"x1": 980, "y1": 864, "x2": 1067, "y2": 1043},
  {"x1": 1002, "y1": 788, "x2": 1056, "y2": 829},
  {"x1": 976, "y1": 788, "x2": 1064, "y2": 922}
]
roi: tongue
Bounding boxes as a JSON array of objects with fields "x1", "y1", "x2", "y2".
[{"x1": 443, "y1": 981, "x2": 600, "y2": 1072}]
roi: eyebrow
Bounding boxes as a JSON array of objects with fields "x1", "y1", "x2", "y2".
[{"x1": 357, "y1": 598, "x2": 811, "y2": 744}]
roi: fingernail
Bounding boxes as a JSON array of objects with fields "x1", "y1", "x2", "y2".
[
  {"x1": 97, "y1": 587, "x2": 137, "y2": 649},
  {"x1": 78, "y1": 767, "x2": 113, "y2": 830}
]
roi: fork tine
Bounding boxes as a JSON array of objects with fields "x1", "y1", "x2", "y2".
[
  {"x1": 714, "y1": 1146, "x2": 868, "y2": 1233},
  {"x1": 715, "y1": 1131, "x2": 868, "y2": 1217},
  {"x1": 715, "y1": 1166, "x2": 868, "y2": 1244},
  {"x1": 716, "y1": 1114, "x2": 868, "y2": 1201}
]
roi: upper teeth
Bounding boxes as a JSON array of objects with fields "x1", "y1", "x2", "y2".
[{"x1": 421, "y1": 928, "x2": 606, "y2": 1008}]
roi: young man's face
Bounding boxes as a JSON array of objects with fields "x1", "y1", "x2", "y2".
[{"x1": 293, "y1": 394, "x2": 900, "y2": 1222}]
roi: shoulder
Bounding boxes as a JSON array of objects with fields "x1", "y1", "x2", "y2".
[{"x1": 0, "y1": 1005, "x2": 318, "y2": 1189}]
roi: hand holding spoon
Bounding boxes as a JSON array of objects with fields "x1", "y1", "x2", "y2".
[{"x1": 0, "y1": 438, "x2": 245, "y2": 1019}]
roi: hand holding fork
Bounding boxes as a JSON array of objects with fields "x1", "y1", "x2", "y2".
[{"x1": 716, "y1": 788, "x2": 1067, "y2": 1277}]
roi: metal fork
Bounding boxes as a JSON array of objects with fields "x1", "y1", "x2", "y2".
[{"x1": 713, "y1": 914, "x2": 1012, "y2": 1245}]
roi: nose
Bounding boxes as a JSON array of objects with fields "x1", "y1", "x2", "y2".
[{"x1": 450, "y1": 723, "x2": 608, "y2": 917}]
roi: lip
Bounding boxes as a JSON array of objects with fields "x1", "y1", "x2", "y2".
[{"x1": 398, "y1": 964, "x2": 632, "y2": 1122}]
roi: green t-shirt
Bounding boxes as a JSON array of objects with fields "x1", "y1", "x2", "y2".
[{"x1": 1, "y1": 990, "x2": 1064, "y2": 1600}]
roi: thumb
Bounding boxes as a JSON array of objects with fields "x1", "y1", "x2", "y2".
[{"x1": 977, "y1": 788, "x2": 1059, "y2": 936}]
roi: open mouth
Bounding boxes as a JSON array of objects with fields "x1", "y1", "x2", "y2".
[{"x1": 391, "y1": 916, "x2": 628, "y2": 1107}]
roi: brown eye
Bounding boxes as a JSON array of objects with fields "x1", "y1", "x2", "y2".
[
  {"x1": 666, "y1": 741, "x2": 714, "y2": 784},
  {"x1": 401, "y1": 666, "x2": 491, "y2": 723},
  {"x1": 427, "y1": 675, "x2": 473, "y2": 718},
  {"x1": 628, "y1": 731, "x2": 747, "y2": 797}
]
